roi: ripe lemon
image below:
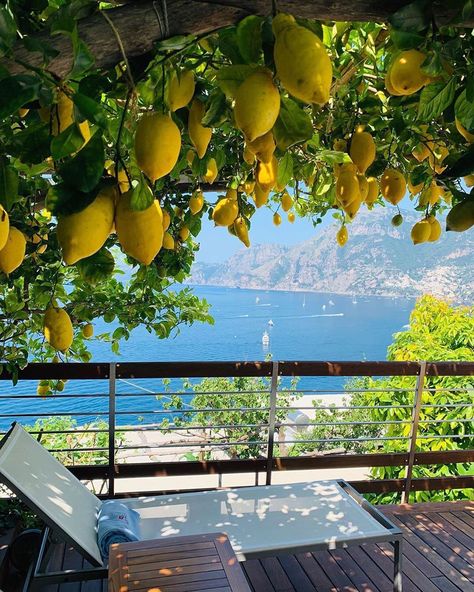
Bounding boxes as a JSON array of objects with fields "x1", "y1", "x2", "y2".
[
  {"x1": 281, "y1": 191, "x2": 293, "y2": 212},
  {"x1": 419, "y1": 181, "x2": 444, "y2": 207},
  {"x1": 411, "y1": 220, "x2": 431, "y2": 244},
  {"x1": 226, "y1": 187, "x2": 238, "y2": 201},
  {"x1": 256, "y1": 156, "x2": 278, "y2": 192},
  {"x1": 391, "y1": 213, "x2": 403, "y2": 227},
  {"x1": 135, "y1": 113, "x2": 181, "y2": 182},
  {"x1": 189, "y1": 99, "x2": 212, "y2": 159},
  {"x1": 82, "y1": 323, "x2": 94, "y2": 338},
  {"x1": 336, "y1": 167, "x2": 360, "y2": 208},
  {"x1": 0, "y1": 205, "x2": 9, "y2": 251},
  {"x1": 253, "y1": 183, "x2": 270, "y2": 208},
  {"x1": 427, "y1": 216, "x2": 442, "y2": 242},
  {"x1": 243, "y1": 180, "x2": 255, "y2": 195},
  {"x1": 407, "y1": 178, "x2": 423, "y2": 195},
  {"x1": 233, "y1": 217, "x2": 250, "y2": 247},
  {"x1": 162, "y1": 209, "x2": 171, "y2": 231},
  {"x1": 464, "y1": 174, "x2": 474, "y2": 188},
  {"x1": 273, "y1": 13, "x2": 332, "y2": 105},
  {"x1": 212, "y1": 198, "x2": 239, "y2": 226},
  {"x1": 179, "y1": 226, "x2": 190, "y2": 241},
  {"x1": 333, "y1": 139, "x2": 347, "y2": 152},
  {"x1": 202, "y1": 157, "x2": 218, "y2": 184},
  {"x1": 365, "y1": 177, "x2": 379, "y2": 205},
  {"x1": 336, "y1": 226, "x2": 348, "y2": 247},
  {"x1": 357, "y1": 174, "x2": 369, "y2": 202},
  {"x1": 52, "y1": 90, "x2": 90, "y2": 144},
  {"x1": 381, "y1": 169, "x2": 406, "y2": 205},
  {"x1": 189, "y1": 191, "x2": 204, "y2": 214},
  {"x1": 0, "y1": 227, "x2": 26, "y2": 274},
  {"x1": 162, "y1": 232, "x2": 175, "y2": 250},
  {"x1": 243, "y1": 145, "x2": 256, "y2": 165},
  {"x1": 57, "y1": 186, "x2": 116, "y2": 265},
  {"x1": 273, "y1": 212, "x2": 282, "y2": 226},
  {"x1": 446, "y1": 199, "x2": 474, "y2": 232},
  {"x1": 115, "y1": 190, "x2": 164, "y2": 265},
  {"x1": 234, "y1": 70, "x2": 280, "y2": 142},
  {"x1": 388, "y1": 50, "x2": 428, "y2": 95},
  {"x1": 455, "y1": 118, "x2": 474, "y2": 144},
  {"x1": 343, "y1": 195, "x2": 362, "y2": 220},
  {"x1": 44, "y1": 306, "x2": 74, "y2": 352},
  {"x1": 167, "y1": 69, "x2": 195, "y2": 111},
  {"x1": 350, "y1": 128, "x2": 376, "y2": 174},
  {"x1": 287, "y1": 211, "x2": 295, "y2": 223},
  {"x1": 246, "y1": 131, "x2": 276, "y2": 164}
]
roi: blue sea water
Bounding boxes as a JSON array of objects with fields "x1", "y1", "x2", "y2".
[{"x1": 0, "y1": 287, "x2": 415, "y2": 429}]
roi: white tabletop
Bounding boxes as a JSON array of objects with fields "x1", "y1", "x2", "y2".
[{"x1": 122, "y1": 480, "x2": 390, "y2": 560}]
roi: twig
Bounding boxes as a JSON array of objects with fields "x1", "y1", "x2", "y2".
[{"x1": 101, "y1": 10, "x2": 135, "y2": 89}]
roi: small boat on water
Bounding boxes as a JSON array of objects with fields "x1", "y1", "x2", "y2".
[
  {"x1": 352, "y1": 297, "x2": 358, "y2": 304},
  {"x1": 322, "y1": 304, "x2": 326, "y2": 311},
  {"x1": 328, "y1": 300, "x2": 335, "y2": 306},
  {"x1": 268, "y1": 319, "x2": 274, "y2": 326},
  {"x1": 302, "y1": 295, "x2": 306, "y2": 307},
  {"x1": 256, "y1": 296, "x2": 260, "y2": 304},
  {"x1": 262, "y1": 331, "x2": 270, "y2": 346}
]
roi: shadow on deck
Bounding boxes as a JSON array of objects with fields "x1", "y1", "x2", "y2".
[{"x1": 37, "y1": 500, "x2": 473, "y2": 592}]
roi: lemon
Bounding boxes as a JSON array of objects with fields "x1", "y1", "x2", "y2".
[
  {"x1": 167, "y1": 69, "x2": 195, "y2": 111},
  {"x1": 281, "y1": 191, "x2": 293, "y2": 212},
  {"x1": 333, "y1": 139, "x2": 347, "y2": 152},
  {"x1": 115, "y1": 190, "x2": 164, "y2": 265},
  {"x1": 0, "y1": 205, "x2": 9, "y2": 251},
  {"x1": 105, "y1": 160, "x2": 130, "y2": 193},
  {"x1": 407, "y1": 178, "x2": 423, "y2": 195},
  {"x1": 162, "y1": 209, "x2": 171, "y2": 231},
  {"x1": 226, "y1": 187, "x2": 238, "y2": 201},
  {"x1": 186, "y1": 149, "x2": 195, "y2": 166},
  {"x1": 336, "y1": 226, "x2": 348, "y2": 247},
  {"x1": 343, "y1": 195, "x2": 362, "y2": 220},
  {"x1": 388, "y1": 50, "x2": 428, "y2": 95},
  {"x1": 0, "y1": 227, "x2": 26, "y2": 274},
  {"x1": 384, "y1": 66, "x2": 403, "y2": 96},
  {"x1": 202, "y1": 157, "x2": 218, "y2": 184},
  {"x1": 350, "y1": 128, "x2": 376, "y2": 174},
  {"x1": 464, "y1": 174, "x2": 474, "y2": 188},
  {"x1": 381, "y1": 169, "x2": 406, "y2": 205},
  {"x1": 391, "y1": 213, "x2": 403, "y2": 227},
  {"x1": 256, "y1": 156, "x2": 278, "y2": 192},
  {"x1": 135, "y1": 113, "x2": 181, "y2": 182},
  {"x1": 189, "y1": 99, "x2": 212, "y2": 159},
  {"x1": 419, "y1": 181, "x2": 444, "y2": 207},
  {"x1": 246, "y1": 131, "x2": 276, "y2": 164},
  {"x1": 189, "y1": 190, "x2": 204, "y2": 214},
  {"x1": 162, "y1": 232, "x2": 175, "y2": 250},
  {"x1": 411, "y1": 220, "x2": 431, "y2": 244},
  {"x1": 273, "y1": 212, "x2": 282, "y2": 226},
  {"x1": 412, "y1": 143, "x2": 430, "y2": 162},
  {"x1": 428, "y1": 142, "x2": 448, "y2": 174},
  {"x1": 82, "y1": 323, "x2": 94, "y2": 338},
  {"x1": 18, "y1": 108, "x2": 29, "y2": 117},
  {"x1": 455, "y1": 118, "x2": 474, "y2": 143},
  {"x1": 253, "y1": 183, "x2": 270, "y2": 208},
  {"x1": 234, "y1": 70, "x2": 280, "y2": 142},
  {"x1": 57, "y1": 186, "x2": 116, "y2": 265},
  {"x1": 44, "y1": 306, "x2": 74, "y2": 352},
  {"x1": 233, "y1": 217, "x2": 250, "y2": 247},
  {"x1": 336, "y1": 167, "x2": 360, "y2": 208},
  {"x1": 427, "y1": 216, "x2": 442, "y2": 242},
  {"x1": 52, "y1": 90, "x2": 90, "y2": 144},
  {"x1": 243, "y1": 180, "x2": 255, "y2": 195},
  {"x1": 357, "y1": 174, "x2": 369, "y2": 202},
  {"x1": 273, "y1": 13, "x2": 332, "y2": 105},
  {"x1": 212, "y1": 198, "x2": 239, "y2": 226},
  {"x1": 287, "y1": 211, "x2": 295, "y2": 223},
  {"x1": 179, "y1": 226, "x2": 190, "y2": 241},
  {"x1": 243, "y1": 145, "x2": 256, "y2": 165},
  {"x1": 446, "y1": 199, "x2": 474, "y2": 232},
  {"x1": 365, "y1": 177, "x2": 379, "y2": 205},
  {"x1": 37, "y1": 383, "x2": 50, "y2": 397}
]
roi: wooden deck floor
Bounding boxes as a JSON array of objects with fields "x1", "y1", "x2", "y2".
[{"x1": 51, "y1": 500, "x2": 473, "y2": 592}]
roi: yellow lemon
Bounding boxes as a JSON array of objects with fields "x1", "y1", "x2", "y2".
[
  {"x1": 273, "y1": 13, "x2": 332, "y2": 105},
  {"x1": 428, "y1": 142, "x2": 448, "y2": 174},
  {"x1": 167, "y1": 69, "x2": 195, "y2": 111},
  {"x1": 365, "y1": 177, "x2": 379, "y2": 205},
  {"x1": 0, "y1": 227, "x2": 26, "y2": 274},
  {"x1": 115, "y1": 190, "x2": 163, "y2": 265},
  {"x1": 0, "y1": 205, "x2": 9, "y2": 251},
  {"x1": 186, "y1": 149, "x2": 195, "y2": 166},
  {"x1": 256, "y1": 156, "x2": 278, "y2": 192},
  {"x1": 82, "y1": 323, "x2": 94, "y2": 338},
  {"x1": 189, "y1": 98, "x2": 212, "y2": 159},
  {"x1": 57, "y1": 186, "x2": 116, "y2": 265},
  {"x1": 243, "y1": 180, "x2": 255, "y2": 195},
  {"x1": 407, "y1": 177, "x2": 424, "y2": 195},
  {"x1": 287, "y1": 211, "x2": 295, "y2": 223},
  {"x1": 135, "y1": 113, "x2": 181, "y2": 182},
  {"x1": 43, "y1": 306, "x2": 73, "y2": 352},
  {"x1": 234, "y1": 70, "x2": 280, "y2": 142},
  {"x1": 162, "y1": 209, "x2": 171, "y2": 231},
  {"x1": 202, "y1": 157, "x2": 218, "y2": 184},
  {"x1": 179, "y1": 226, "x2": 190, "y2": 241},
  {"x1": 411, "y1": 220, "x2": 431, "y2": 245},
  {"x1": 350, "y1": 128, "x2": 376, "y2": 174},
  {"x1": 281, "y1": 191, "x2": 293, "y2": 212},
  {"x1": 388, "y1": 50, "x2": 428, "y2": 95},
  {"x1": 233, "y1": 217, "x2": 250, "y2": 247},
  {"x1": 412, "y1": 143, "x2": 430, "y2": 162},
  {"x1": 446, "y1": 199, "x2": 474, "y2": 232},
  {"x1": 336, "y1": 167, "x2": 360, "y2": 208},
  {"x1": 333, "y1": 139, "x2": 347, "y2": 152},
  {"x1": 226, "y1": 187, "x2": 238, "y2": 201},
  {"x1": 162, "y1": 231, "x2": 175, "y2": 249},
  {"x1": 342, "y1": 195, "x2": 362, "y2": 220},
  {"x1": 427, "y1": 217, "x2": 442, "y2": 242},
  {"x1": 357, "y1": 174, "x2": 369, "y2": 202},
  {"x1": 189, "y1": 191, "x2": 204, "y2": 214},
  {"x1": 253, "y1": 183, "x2": 270, "y2": 208},
  {"x1": 52, "y1": 90, "x2": 90, "y2": 143},
  {"x1": 336, "y1": 226, "x2": 348, "y2": 247},
  {"x1": 243, "y1": 145, "x2": 256, "y2": 165},
  {"x1": 381, "y1": 168, "x2": 406, "y2": 205},
  {"x1": 464, "y1": 174, "x2": 474, "y2": 188},
  {"x1": 455, "y1": 118, "x2": 474, "y2": 144},
  {"x1": 212, "y1": 198, "x2": 239, "y2": 226},
  {"x1": 246, "y1": 131, "x2": 276, "y2": 164},
  {"x1": 273, "y1": 212, "x2": 282, "y2": 226}
]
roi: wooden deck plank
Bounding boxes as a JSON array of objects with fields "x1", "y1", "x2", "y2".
[
  {"x1": 294, "y1": 550, "x2": 336, "y2": 592},
  {"x1": 419, "y1": 512, "x2": 474, "y2": 562},
  {"x1": 377, "y1": 542, "x2": 441, "y2": 592},
  {"x1": 278, "y1": 554, "x2": 319, "y2": 592},
  {"x1": 260, "y1": 557, "x2": 295, "y2": 592},
  {"x1": 312, "y1": 550, "x2": 359, "y2": 591},
  {"x1": 329, "y1": 548, "x2": 382, "y2": 592},
  {"x1": 441, "y1": 511, "x2": 474, "y2": 540},
  {"x1": 345, "y1": 546, "x2": 395, "y2": 592},
  {"x1": 242, "y1": 559, "x2": 275, "y2": 592}
]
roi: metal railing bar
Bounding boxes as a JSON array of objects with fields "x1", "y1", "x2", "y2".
[
  {"x1": 418, "y1": 418, "x2": 474, "y2": 424},
  {"x1": 421, "y1": 403, "x2": 474, "y2": 408},
  {"x1": 278, "y1": 419, "x2": 411, "y2": 427},
  {"x1": 275, "y1": 404, "x2": 414, "y2": 411},
  {"x1": 415, "y1": 434, "x2": 473, "y2": 439},
  {"x1": 115, "y1": 407, "x2": 271, "y2": 414},
  {"x1": 116, "y1": 441, "x2": 268, "y2": 449},
  {"x1": 0, "y1": 412, "x2": 110, "y2": 418},
  {"x1": 277, "y1": 388, "x2": 415, "y2": 394},
  {"x1": 118, "y1": 423, "x2": 269, "y2": 431},
  {"x1": 278, "y1": 436, "x2": 411, "y2": 444},
  {"x1": 0, "y1": 394, "x2": 109, "y2": 399}
]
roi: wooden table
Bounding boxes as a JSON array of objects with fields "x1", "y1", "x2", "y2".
[{"x1": 108, "y1": 532, "x2": 252, "y2": 592}]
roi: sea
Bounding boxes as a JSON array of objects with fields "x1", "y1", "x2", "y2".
[{"x1": 0, "y1": 286, "x2": 416, "y2": 429}]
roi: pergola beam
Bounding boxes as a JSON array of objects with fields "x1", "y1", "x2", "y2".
[{"x1": 3, "y1": 0, "x2": 471, "y2": 79}]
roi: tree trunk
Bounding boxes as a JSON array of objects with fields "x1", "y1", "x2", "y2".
[{"x1": 3, "y1": 0, "x2": 471, "y2": 79}]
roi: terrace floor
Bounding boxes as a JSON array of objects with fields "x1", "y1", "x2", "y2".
[{"x1": 46, "y1": 500, "x2": 474, "y2": 592}]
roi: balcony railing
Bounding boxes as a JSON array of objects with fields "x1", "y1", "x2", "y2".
[{"x1": 0, "y1": 360, "x2": 472, "y2": 503}]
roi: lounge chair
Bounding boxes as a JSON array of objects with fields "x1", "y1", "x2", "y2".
[{"x1": 0, "y1": 423, "x2": 403, "y2": 591}]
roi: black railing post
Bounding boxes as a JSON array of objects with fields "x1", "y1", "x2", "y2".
[
  {"x1": 108, "y1": 362, "x2": 116, "y2": 497},
  {"x1": 266, "y1": 361, "x2": 279, "y2": 486}
]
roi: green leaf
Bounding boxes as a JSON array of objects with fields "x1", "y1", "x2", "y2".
[
  {"x1": 420, "y1": 51, "x2": 444, "y2": 77},
  {"x1": 202, "y1": 89, "x2": 228, "y2": 127},
  {"x1": 455, "y1": 89, "x2": 474, "y2": 131},
  {"x1": 273, "y1": 98, "x2": 313, "y2": 150},
  {"x1": 73, "y1": 93, "x2": 107, "y2": 127},
  {"x1": 276, "y1": 153, "x2": 293, "y2": 188},
  {"x1": 59, "y1": 132, "x2": 104, "y2": 193},
  {"x1": 417, "y1": 80, "x2": 456, "y2": 121},
  {"x1": 130, "y1": 176, "x2": 154, "y2": 211},
  {"x1": 0, "y1": 75, "x2": 41, "y2": 119},
  {"x1": 439, "y1": 144, "x2": 474, "y2": 178},
  {"x1": 76, "y1": 248, "x2": 115, "y2": 285},
  {"x1": 46, "y1": 183, "x2": 99, "y2": 216},
  {"x1": 0, "y1": 160, "x2": 19, "y2": 210},
  {"x1": 236, "y1": 16, "x2": 263, "y2": 64},
  {"x1": 390, "y1": 29, "x2": 425, "y2": 50},
  {"x1": 218, "y1": 28, "x2": 244, "y2": 64},
  {"x1": 389, "y1": 0, "x2": 431, "y2": 32},
  {"x1": 22, "y1": 37, "x2": 60, "y2": 64},
  {"x1": 15, "y1": 123, "x2": 51, "y2": 165},
  {"x1": 0, "y1": 6, "x2": 16, "y2": 55},
  {"x1": 466, "y1": 75, "x2": 474, "y2": 103},
  {"x1": 156, "y1": 35, "x2": 196, "y2": 52},
  {"x1": 215, "y1": 65, "x2": 259, "y2": 98},
  {"x1": 295, "y1": 18, "x2": 323, "y2": 39},
  {"x1": 51, "y1": 123, "x2": 85, "y2": 160},
  {"x1": 70, "y1": 33, "x2": 94, "y2": 77},
  {"x1": 318, "y1": 150, "x2": 353, "y2": 165}
]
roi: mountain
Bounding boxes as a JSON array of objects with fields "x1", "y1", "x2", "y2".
[{"x1": 190, "y1": 209, "x2": 473, "y2": 302}]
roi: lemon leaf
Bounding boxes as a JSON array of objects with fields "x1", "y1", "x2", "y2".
[
  {"x1": 273, "y1": 98, "x2": 312, "y2": 150},
  {"x1": 418, "y1": 79, "x2": 455, "y2": 122},
  {"x1": 236, "y1": 16, "x2": 263, "y2": 64},
  {"x1": 76, "y1": 248, "x2": 115, "y2": 285}
]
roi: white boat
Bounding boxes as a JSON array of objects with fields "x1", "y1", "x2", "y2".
[
  {"x1": 322, "y1": 304, "x2": 326, "y2": 311},
  {"x1": 328, "y1": 300, "x2": 335, "y2": 306},
  {"x1": 268, "y1": 319, "x2": 274, "y2": 326},
  {"x1": 352, "y1": 297, "x2": 358, "y2": 304},
  {"x1": 256, "y1": 296, "x2": 260, "y2": 304},
  {"x1": 262, "y1": 331, "x2": 270, "y2": 346},
  {"x1": 302, "y1": 295, "x2": 306, "y2": 307}
]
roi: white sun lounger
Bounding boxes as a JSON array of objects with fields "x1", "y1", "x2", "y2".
[{"x1": 0, "y1": 423, "x2": 403, "y2": 591}]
